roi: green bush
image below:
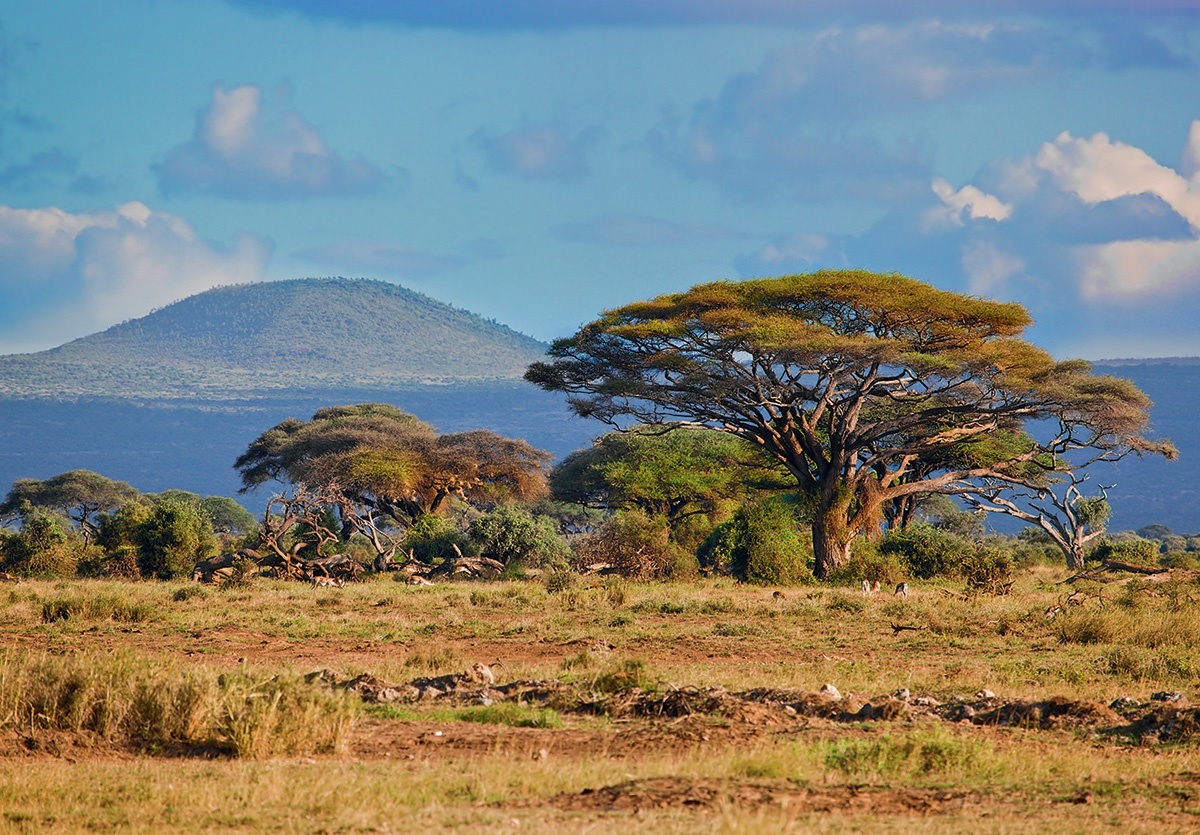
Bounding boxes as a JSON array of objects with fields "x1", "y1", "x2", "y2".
[
  {"x1": 404, "y1": 514, "x2": 477, "y2": 564},
  {"x1": 135, "y1": 498, "x2": 218, "y2": 580},
  {"x1": 881, "y1": 522, "x2": 974, "y2": 580},
  {"x1": 1, "y1": 506, "x2": 80, "y2": 578},
  {"x1": 1090, "y1": 537, "x2": 1159, "y2": 566},
  {"x1": 827, "y1": 539, "x2": 907, "y2": 587},
  {"x1": 699, "y1": 500, "x2": 811, "y2": 586},
  {"x1": 468, "y1": 506, "x2": 571, "y2": 568},
  {"x1": 697, "y1": 519, "x2": 741, "y2": 574}
]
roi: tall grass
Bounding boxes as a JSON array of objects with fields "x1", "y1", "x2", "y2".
[{"x1": 0, "y1": 650, "x2": 355, "y2": 757}]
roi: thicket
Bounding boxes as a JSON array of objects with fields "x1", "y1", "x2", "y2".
[
  {"x1": 2, "y1": 493, "x2": 221, "y2": 581},
  {"x1": 5, "y1": 470, "x2": 1200, "y2": 589}
]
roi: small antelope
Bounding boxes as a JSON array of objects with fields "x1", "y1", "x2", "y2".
[
  {"x1": 311, "y1": 575, "x2": 345, "y2": 588},
  {"x1": 894, "y1": 582, "x2": 909, "y2": 599},
  {"x1": 861, "y1": 579, "x2": 872, "y2": 596}
]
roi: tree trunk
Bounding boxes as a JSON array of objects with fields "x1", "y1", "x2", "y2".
[
  {"x1": 1065, "y1": 540, "x2": 1084, "y2": 572},
  {"x1": 811, "y1": 490, "x2": 856, "y2": 580}
]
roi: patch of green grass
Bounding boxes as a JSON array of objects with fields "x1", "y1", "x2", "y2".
[
  {"x1": 820, "y1": 728, "x2": 991, "y2": 782},
  {"x1": 447, "y1": 703, "x2": 563, "y2": 728},
  {"x1": 41, "y1": 591, "x2": 153, "y2": 624}
]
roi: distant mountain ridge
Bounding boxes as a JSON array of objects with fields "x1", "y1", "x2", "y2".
[{"x1": 0, "y1": 278, "x2": 548, "y2": 398}]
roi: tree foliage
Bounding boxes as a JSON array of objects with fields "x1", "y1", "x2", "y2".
[
  {"x1": 527, "y1": 270, "x2": 1175, "y2": 579},
  {"x1": 551, "y1": 426, "x2": 790, "y2": 530},
  {"x1": 1, "y1": 470, "x2": 140, "y2": 542},
  {"x1": 235, "y1": 403, "x2": 552, "y2": 530}
]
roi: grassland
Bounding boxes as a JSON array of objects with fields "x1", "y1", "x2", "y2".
[{"x1": 1, "y1": 569, "x2": 1199, "y2": 832}]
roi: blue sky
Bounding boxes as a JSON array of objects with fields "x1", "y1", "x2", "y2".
[{"x1": 1, "y1": 0, "x2": 1199, "y2": 359}]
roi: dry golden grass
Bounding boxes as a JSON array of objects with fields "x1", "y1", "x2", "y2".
[{"x1": 0, "y1": 568, "x2": 1198, "y2": 831}]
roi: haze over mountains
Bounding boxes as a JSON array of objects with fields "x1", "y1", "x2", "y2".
[{"x1": 0, "y1": 277, "x2": 1196, "y2": 535}]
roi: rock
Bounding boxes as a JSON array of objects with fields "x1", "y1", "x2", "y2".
[
  {"x1": 467, "y1": 662, "x2": 495, "y2": 686},
  {"x1": 1110, "y1": 696, "x2": 1139, "y2": 710},
  {"x1": 894, "y1": 688, "x2": 911, "y2": 701},
  {"x1": 976, "y1": 689, "x2": 996, "y2": 700},
  {"x1": 819, "y1": 683, "x2": 842, "y2": 700},
  {"x1": 911, "y1": 696, "x2": 941, "y2": 709}
]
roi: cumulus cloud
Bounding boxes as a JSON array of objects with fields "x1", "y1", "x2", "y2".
[
  {"x1": 154, "y1": 83, "x2": 385, "y2": 199},
  {"x1": 472, "y1": 121, "x2": 602, "y2": 182},
  {"x1": 550, "y1": 213, "x2": 739, "y2": 247},
  {"x1": 648, "y1": 18, "x2": 1193, "y2": 202},
  {"x1": 0, "y1": 202, "x2": 271, "y2": 353},
  {"x1": 295, "y1": 240, "x2": 467, "y2": 277},
  {"x1": 928, "y1": 178, "x2": 1013, "y2": 226},
  {"x1": 647, "y1": 21, "x2": 1054, "y2": 200},
  {"x1": 733, "y1": 120, "x2": 1200, "y2": 356}
]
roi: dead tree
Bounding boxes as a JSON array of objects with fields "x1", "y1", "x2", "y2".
[{"x1": 966, "y1": 474, "x2": 1112, "y2": 571}]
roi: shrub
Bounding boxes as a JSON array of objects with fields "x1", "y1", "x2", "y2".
[
  {"x1": 1, "y1": 506, "x2": 80, "y2": 578},
  {"x1": 469, "y1": 506, "x2": 571, "y2": 568},
  {"x1": 697, "y1": 519, "x2": 740, "y2": 574},
  {"x1": 572, "y1": 510, "x2": 687, "y2": 580},
  {"x1": 961, "y1": 546, "x2": 1014, "y2": 594},
  {"x1": 1090, "y1": 537, "x2": 1159, "y2": 567},
  {"x1": 593, "y1": 658, "x2": 653, "y2": 694},
  {"x1": 136, "y1": 498, "x2": 218, "y2": 580},
  {"x1": 700, "y1": 500, "x2": 811, "y2": 586},
  {"x1": 827, "y1": 539, "x2": 907, "y2": 587},
  {"x1": 881, "y1": 522, "x2": 974, "y2": 580},
  {"x1": 405, "y1": 514, "x2": 477, "y2": 564},
  {"x1": 543, "y1": 566, "x2": 577, "y2": 593}
]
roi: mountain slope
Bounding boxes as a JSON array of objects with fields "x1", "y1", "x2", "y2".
[{"x1": 0, "y1": 278, "x2": 548, "y2": 398}]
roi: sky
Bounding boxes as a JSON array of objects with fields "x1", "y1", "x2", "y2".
[{"x1": 1, "y1": 1, "x2": 1199, "y2": 359}]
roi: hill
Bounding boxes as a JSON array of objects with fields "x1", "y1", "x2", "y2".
[{"x1": 0, "y1": 278, "x2": 548, "y2": 398}]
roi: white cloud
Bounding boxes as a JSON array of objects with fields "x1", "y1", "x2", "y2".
[
  {"x1": 730, "y1": 119, "x2": 1200, "y2": 357},
  {"x1": 1076, "y1": 239, "x2": 1200, "y2": 299},
  {"x1": 928, "y1": 177, "x2": 1013, "y2": 227},
  {"x1": 1034, "y1": 130, "x2": 1200, "y2": 227},
  {"x1": 154, "y1": 83, "x2": 385, "y2": 199},
  {"x1": 0, "y1": 202, "x2": 271, "y2": 353}
]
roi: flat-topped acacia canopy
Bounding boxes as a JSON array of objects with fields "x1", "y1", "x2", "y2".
[{"x1": 527, "y1": 270, "x2": 1174, "y2": 578}]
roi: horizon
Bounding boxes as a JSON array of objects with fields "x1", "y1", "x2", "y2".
[
  {"x1": 3, "y1": 275, "x2": 1199, "y2": 366},
  {"x1": 2, "y1": 2, "x2": 1200, "y2": 359}
]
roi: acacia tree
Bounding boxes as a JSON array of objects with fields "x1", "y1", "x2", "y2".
[
  {"x1": 1, "y1": 470, "x2": 140, "y2": 543},
  {"x1": 551, "y1": 426, "x2": 791, "y2": 531},
  {"x1": 526, "y1": 270, "x2": 1174, "y2": 579},
  {"x1": 235, "y1": 404, "x2": 551, "y2": 534}
]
